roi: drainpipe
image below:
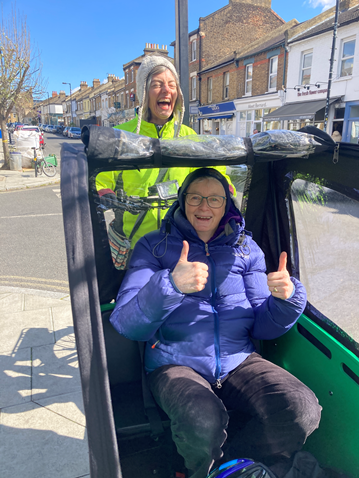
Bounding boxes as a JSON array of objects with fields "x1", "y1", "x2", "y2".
[{"x1": 324, "y1": 0, "x2": 340, "y2": 132}]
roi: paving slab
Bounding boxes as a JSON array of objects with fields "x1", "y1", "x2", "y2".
[
  {"x1": 0, "y1": 292, "x2": 24, "y2": 312},
  {"x1": 52, "y1": 304, "x2": 75, "y2": 341},
  {"x1": 32, "y1": 334, "x2": 81, "y2": 401},
  {"x1": 0, "y1": 347, "x2": 32, "y2": 408},
  {"x1": 34, "y1": 390, "x2": 86, "y2": 427},
  {"x1": 0, "y1": 401, "x2": 89, "y2": 478},
  {"x1": 0, "y1": 307, "x2": 54, "y2": 353},
  {"x1": 24, "y1": 293, "x2": 71, "y2": 311}
]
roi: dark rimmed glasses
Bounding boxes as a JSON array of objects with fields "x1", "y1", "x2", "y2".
[{"x1": 184, "y1": 193, "x2": 226, "y2": 209}]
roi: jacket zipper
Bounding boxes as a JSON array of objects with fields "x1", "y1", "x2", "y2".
[{"x1": 205, "y1": 243, "x2": 222, "y2": 388}]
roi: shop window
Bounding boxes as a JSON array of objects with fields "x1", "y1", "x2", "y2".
[
  {"x1": 291, "y1": 178, "x2": 359, "y2": 344},
  {"x1": 191, "y1": 76, "x2": 196, "y2": 100},
  {"x1": 223, "y1": 72, "x2": 229, "y2": 99},
  {"x1": 191, "y1": 40, "x2": 197, "y2": 62},
  {"x1": 340, "y1": 38, "x2": 355, "y2": 77},
  {"x1": 268, "y1": 56, "x2": 278, "y2": 90},
  {"x1": 208, "y1": 77, "x2": 212, "y2": 103},
  {"x1": 300, "y1": 51, "x2": 312, "y2": 85},
  {"x1": 245, "y1": 64, "x2": 252, "y2": 95}
]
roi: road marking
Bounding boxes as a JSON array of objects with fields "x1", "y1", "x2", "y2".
[
  {"x1": 0, "y1": 213, "x2": 62, "y2": 219},
  {"x1": 53, "y1": 188, "x2": 61, "y2": 199}
]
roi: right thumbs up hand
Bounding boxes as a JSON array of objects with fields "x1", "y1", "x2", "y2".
[{"x1": 171, "y1": 241, "x2": 209, "y2": 294}]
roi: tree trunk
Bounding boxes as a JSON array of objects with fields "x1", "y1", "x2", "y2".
[{"x1": 0, "y1": 116, "x2": 10, "y2": 169}]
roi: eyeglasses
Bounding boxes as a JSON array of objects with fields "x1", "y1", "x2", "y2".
[{"x1": 184, "y1": 193, "x2": 226, "y2": 209}]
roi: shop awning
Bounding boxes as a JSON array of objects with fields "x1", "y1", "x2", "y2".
[
  {"x1": 198, "y1": 114, "x2": 234, "y2": 120},
  {"x1": 263, "y1": 97, "x2": 340, "y2": 121}
]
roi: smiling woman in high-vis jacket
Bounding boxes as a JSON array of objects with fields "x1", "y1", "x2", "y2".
[{"x1": 96, "y1": 54, "x2": 231, "y2": 269}]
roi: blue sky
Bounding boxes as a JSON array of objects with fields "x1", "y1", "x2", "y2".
[{"x1": 2, "y1": 0, "x2": 336, "y2": 98}]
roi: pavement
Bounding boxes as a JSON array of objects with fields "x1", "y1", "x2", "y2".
[
  {"x1": 0, "y1": 157, "x2": 60, "y2": 191},
  {"x1": 0, "y1": 160, "x2": 90, "y2": 477}
]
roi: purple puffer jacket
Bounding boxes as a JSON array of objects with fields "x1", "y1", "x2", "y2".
[{"x1": 110, "y1": 201, "x2": 307, "y2": 384}]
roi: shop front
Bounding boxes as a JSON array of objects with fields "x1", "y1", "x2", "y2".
[
  {"x1": 198, "y1": 101, "x2": 236, "y2": 135},
  {"x1": 343, "y1": 101, "x2": 359, "y2": 144},
  {"x1": 234, "y1": 93, "x2": 283, "y2": 137},
  {"x1": 262, "y1": 97, "x2": 341, "y2": 132}
]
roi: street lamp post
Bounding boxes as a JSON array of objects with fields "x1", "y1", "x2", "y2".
[
  {"x1": 62, "y1": 82, "x2": 73, "y2": 126},
  {"x1": 47, "y1": 92, "x2": 50, "y2": 124}
]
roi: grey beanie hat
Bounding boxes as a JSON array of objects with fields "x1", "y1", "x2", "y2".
[{"x1": 136, "y1": 54, "x2": 185, "y2": 136}]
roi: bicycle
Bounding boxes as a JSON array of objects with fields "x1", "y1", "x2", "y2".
[{"x1": 31, "y1": 147, "x2": 57, "y2": 177}]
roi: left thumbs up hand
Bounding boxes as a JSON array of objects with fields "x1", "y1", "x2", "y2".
[{"x1": 267, "y1": 252, "x2": 294, "y2": 300}]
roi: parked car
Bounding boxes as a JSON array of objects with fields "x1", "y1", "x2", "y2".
[
  {"x1": 68, "y1": 127, "x2": 81, "y2": 139},
  {"x1": 21, "y1": 125, "x2": 45, "y2": 148},
  {"x1": 63, "y1": 126, "x2": 70, "y2": 136},
  {"x1": 14, "y1": 124, "x2": 24, "y2": 131},
  {"x1": 55, "y1": 125, "x2": 64, "y2": 134}
]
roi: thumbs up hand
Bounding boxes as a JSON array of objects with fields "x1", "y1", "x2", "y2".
[
  {"x1": 267, "y1": 252, "x2": 294, "y2": 300},
  {"x1": 171, "y1": 241, "x2": 209, "y2": 294}
]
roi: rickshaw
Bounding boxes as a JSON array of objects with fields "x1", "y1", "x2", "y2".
[{"x1": 60, "y1": 125, "x2": 359, "y2": 478}]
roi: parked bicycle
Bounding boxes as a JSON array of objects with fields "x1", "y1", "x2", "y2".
[{"x1": 31, "y1": 147, "x2": 57, "y2": 178}]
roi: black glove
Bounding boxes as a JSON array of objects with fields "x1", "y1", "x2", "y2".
[{"x1": 99, "y1": 193, "x2": 117, "y2": 209}]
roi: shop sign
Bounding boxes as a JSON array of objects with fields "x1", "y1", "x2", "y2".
[
  {"x1": 297, "y1": 89, "x2": 328, "y2": 97},
  {"x1": 198, "y1": 101, "x2": 235, "y2": 116}
]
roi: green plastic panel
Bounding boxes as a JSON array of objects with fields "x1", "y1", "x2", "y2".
[{"x1": 262, "y1": 314, "x2": 359, "y2": 477}]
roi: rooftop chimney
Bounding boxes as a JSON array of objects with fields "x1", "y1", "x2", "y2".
[
  {"x1": 80, "y1": 81, "x2": 88, "y2": 90},
  {"x1": 93, "y1": 79, "x2": 101, "y2": 88},
  {"x1": 52, "y1": 91, "x2": 58, "y2": 97}
]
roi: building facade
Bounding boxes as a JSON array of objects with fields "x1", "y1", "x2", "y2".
[{"x1": 264, "y1": 0, "x2": 359, "y2": 141}]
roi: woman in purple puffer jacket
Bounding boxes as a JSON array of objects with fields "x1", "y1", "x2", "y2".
[{"x1": 110, "y1": 168, "x2": 321, "y2": 478}]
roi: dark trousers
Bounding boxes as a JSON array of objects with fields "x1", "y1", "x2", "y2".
[{"x1": 148, "y1": 353, "x2": 322, "y2": 478}]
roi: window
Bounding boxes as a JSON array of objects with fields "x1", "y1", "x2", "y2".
[
  {"x1": 301, "y1": 51, "x2": 312, "y2": 85},
  {"x1": 268, "y1": 56, "x2": 278, "y2": 90},
  {"x1": 223, "y1": 72, "x2": 229, "y2": 99},
  {"x1": 191, "y1": 76, "x2": 196, "y2": 100},
  {"x1": 131, "y1": 68, "x2": 134, "y2": 82},
  {"x1": 125, "y1": 71, "x2": 128, "y2": 84},
  {"x1": 191, "y1": 40, "x2": 197, "y2": 61},
  {"x1": 121, "y1": 93, "x2": 124, "y2": 109},
  {"x1": 340, "y1": 38, "x2": 355, "y2": 77},
  {"x1": 245, "y1": 64, "x2": 252, "y2": 95},
  {"x1": 291, "y1": 178, "x2": 359, "y2": 343},
  {"x1": 208, "y1": 77, "x2": 212, "y2": 103}
]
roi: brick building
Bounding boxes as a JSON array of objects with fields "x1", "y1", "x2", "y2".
[{"x1": 171, "y1": 0, "x2": 287, "y2": 132}]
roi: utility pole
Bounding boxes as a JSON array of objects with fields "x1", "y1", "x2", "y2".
[
  {"x1": 175, "y1": 0, "x2": 189, "y2": 126},
  {"x1": 47, "y1": 92, "x2": 50, "y2": 124},
  {"x1": 324, "y1": 0, "x2": 340, "y2": 132},
  {"x1": 62, "y1": 82, "x2": 73, "y2": 126}
]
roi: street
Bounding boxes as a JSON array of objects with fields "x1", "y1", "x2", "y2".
[{"x1": 0, "y1": 133, "x2": 82, "y2": 293}]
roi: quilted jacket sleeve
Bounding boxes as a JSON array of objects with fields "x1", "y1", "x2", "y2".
[
  {"x1": 109, "y1": 236, "x2": 185, "y2": 341},
  {"x1": 243, "y1": 238, "x2": 307, "y2": 340}
]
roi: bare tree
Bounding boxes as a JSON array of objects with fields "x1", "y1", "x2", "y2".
[{"x1": 0, "y1": 5, "x2": 47, "y2": 168}]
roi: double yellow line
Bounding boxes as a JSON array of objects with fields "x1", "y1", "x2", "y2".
[{"x1": 0, "y1": 275, "x2": 69, "y2": 292}]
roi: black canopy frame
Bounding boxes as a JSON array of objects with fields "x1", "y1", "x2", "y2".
[{"x1": 60, "y1": 126, "x2": 359, "y2": 478}]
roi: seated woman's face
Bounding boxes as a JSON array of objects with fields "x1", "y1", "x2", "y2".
[{"x1": 185, "y1": 178, "x2": 226, "y2": 243}]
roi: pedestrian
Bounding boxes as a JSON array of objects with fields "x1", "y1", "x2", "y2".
[
  {"x1": 110, "y1": 167, "x2": 322, "y2": 478},
  {"x1": 252, "y1": 128, "x2": 259, "y2": 135}
]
